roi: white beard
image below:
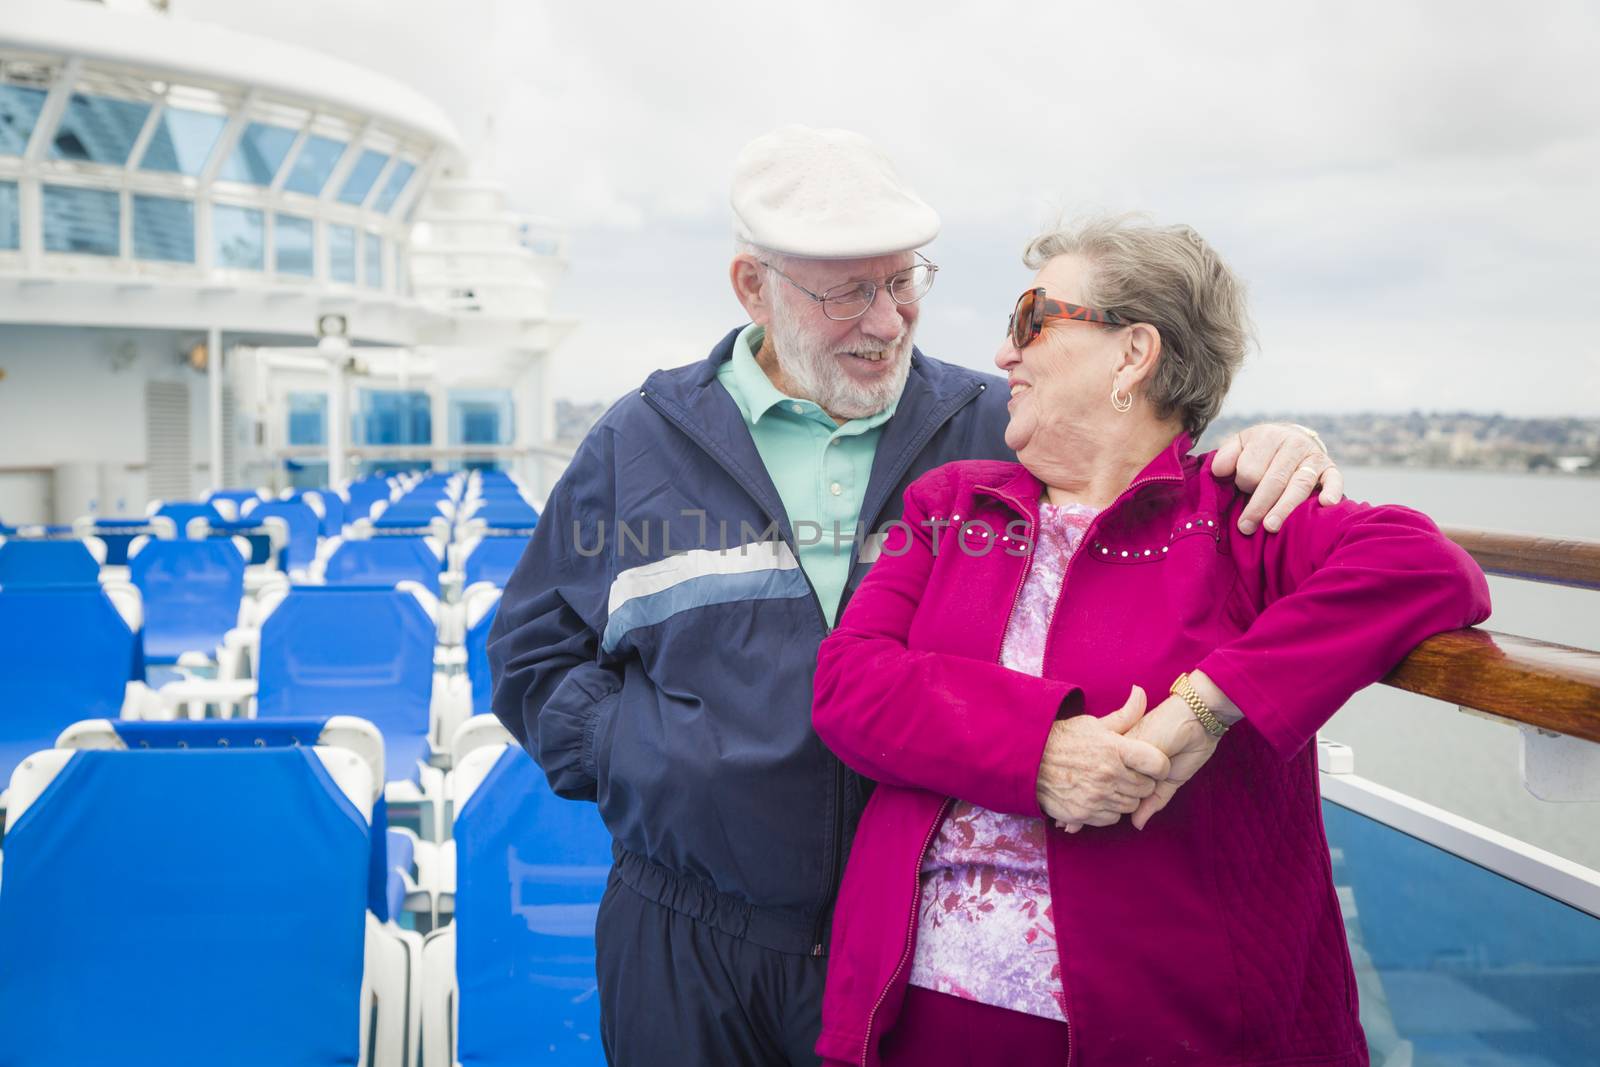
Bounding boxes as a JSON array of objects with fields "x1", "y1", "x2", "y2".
[{"x1": 766, "y1": 293, "x2": 915, "y2": 420}]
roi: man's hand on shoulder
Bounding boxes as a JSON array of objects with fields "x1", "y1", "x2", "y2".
[{"x1": 1212, "y1": 422, "x2": 1344, "y2": 534}]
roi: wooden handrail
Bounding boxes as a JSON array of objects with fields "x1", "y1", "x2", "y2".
[
  {"x1": 1403, "y1": 528, "x2": 1600, "y2": 740},
  {"x1": 1441, "y1": 527, "x2": 1600, "y2": 591},
  {"x1": 1384, "y1": 628, "x2": 1600, "y2": 744}
]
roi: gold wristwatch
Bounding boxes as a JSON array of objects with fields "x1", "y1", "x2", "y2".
[{"x1": 1171, "y1": 673, "x2": 1229, "y2": 737}]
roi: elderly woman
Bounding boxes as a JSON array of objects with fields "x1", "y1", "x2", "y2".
[{"x1": 810, "y1": 216, "x2": 1490, "y2": 1067}]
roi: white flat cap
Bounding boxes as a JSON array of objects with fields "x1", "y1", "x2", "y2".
[{"x1": 731, "y1": 125, "x2": 940, "y2": 259}]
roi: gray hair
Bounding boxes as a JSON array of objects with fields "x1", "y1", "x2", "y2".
[
  {"x1": 1022, "y1": 215, "x2": 1252, "y2": 437},
  {"x1": 735, "y1": 239, "x2": 791, "y2": 273}
]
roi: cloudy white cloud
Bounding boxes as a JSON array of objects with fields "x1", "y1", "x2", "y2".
[{"x1": 179, "y1": 0, "x2": 1600, "y2": 414}]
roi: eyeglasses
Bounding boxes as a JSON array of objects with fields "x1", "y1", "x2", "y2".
[
  {"x1": 759, "y1": 253, "x2": 939, "y2": 321},
  {"x1": 1007, "y1": 287, "x2": 1129, "y2": 349}
]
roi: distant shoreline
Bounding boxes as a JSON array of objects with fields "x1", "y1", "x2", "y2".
[
  {"x1": 1338, "y1": 462, "x2": 1599, "y2": 477},
  {"x1": 1200, "y1": 413, "x2": 1600, "y2": 477}
]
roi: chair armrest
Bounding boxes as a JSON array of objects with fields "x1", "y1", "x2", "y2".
[
  {"x1": 242, "y1": 567, "x2": 283, "y2": 595},
  {"x1": 121, "y1": 681, "x2": 168, "y2": 721},
  {"x1": 156, "y1": 678, "x2": 257, "y2": 719},
  {"x1": 218, "y1": 627, "x2": 259, "y2": 682},
  {"x1": 419, "y1": 928, "x2": 457, "y2": 1067},
  {"x1": 435, "y1": 840, "x2": 457, "y2": 897},
  {"x1": 429, "y1": 673, "x2": 472, "y2": 763},
  {"x1": 435, "y1": 601, "x2": 465, "y2": 647},
  {"x1": 409, "y1": 839, "x2": 441, "y2": 889},
  {"x1": 360, "y1": 916, "x2": 420, "y2": 1067},
  {"x1": 222, "y1": 627, "x2": 257, "y2": 650}
]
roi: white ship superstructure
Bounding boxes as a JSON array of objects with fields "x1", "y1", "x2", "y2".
[{"x1": 0, "y1": 0, "x2": 572, "y2": 520}]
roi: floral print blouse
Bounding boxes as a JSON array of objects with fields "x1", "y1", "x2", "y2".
[{"x1": 907, "y1": 500, "x2": 1099, "y2": 1021}]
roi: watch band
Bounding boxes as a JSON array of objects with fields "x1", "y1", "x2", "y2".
[{"x1": 1171, "y1": 672, "x2": 1229, "y2": 737}]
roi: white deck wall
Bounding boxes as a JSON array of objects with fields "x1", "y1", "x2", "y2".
[{"x1": 0, "y1": 323, "x2": 219, "y2": 522}]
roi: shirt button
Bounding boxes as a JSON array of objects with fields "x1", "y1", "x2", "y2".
[
  {"x1": 830, "y1": 482, "x2": 842, "y2": 496},
  {"x1": 790, "y1": 402, "x2": 805, "y2": 415}
]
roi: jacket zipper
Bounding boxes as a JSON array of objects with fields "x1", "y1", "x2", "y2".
[
  {"x1": 997, "y1": 470, "x2": 1181, "y2": 1067},
  {"x1": 641, "y1": 389, "x2": 839, "y2": 949},
  {"x1": 1019, "y1": 499, "x2": 1079, "y2": 1063},
  {"x1": 859, "y1": 795, "x2": 953, "y2": 1067},
  {"x1": 812, "y1": 755, "x2": 845, "y2": 956},
  {"x1": 1002, "y1": 506, "x2": 1078, "y2": 1063},
  {"x1": 858, "y1": 508, "x2": 1034, "y2": 1063}
]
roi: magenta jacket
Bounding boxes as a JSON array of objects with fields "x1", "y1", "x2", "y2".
[{"x1": 812, "y1": 436, "x2": 1490, "y2": 1067}]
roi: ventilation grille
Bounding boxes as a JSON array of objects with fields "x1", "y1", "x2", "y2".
[{"x1": 144, "y1": 380, "x2": 192, "y2": 502}]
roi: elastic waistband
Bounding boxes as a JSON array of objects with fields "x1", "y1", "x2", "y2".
[{"x1": 610, "y1": 843, "x2": 829, "y2": 956}]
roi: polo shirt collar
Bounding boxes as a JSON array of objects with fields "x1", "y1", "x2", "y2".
[{"x1": 729, "y1": 324, "x2": 899, "y2": 433}]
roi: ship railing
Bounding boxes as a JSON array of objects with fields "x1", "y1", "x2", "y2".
[
  {"x1": 1325, "y1": 525, "x2": 1600, "y2": 906},
  {"x1": 1383, "y1": 526, "x2": 1600, "y2": 754},
  {"x1": 1315, "y1": 526, "x2": 1599, "y2": 1061},
  {"x1": 269, "y1": 443, "x2": 576, "y2": 505}
]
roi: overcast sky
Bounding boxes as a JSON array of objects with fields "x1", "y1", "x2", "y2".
[{"x1": 180, "y1": 0, "x2": 1600, "y2": 416}]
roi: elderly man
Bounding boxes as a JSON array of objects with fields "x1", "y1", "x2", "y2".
[{"x1": 489, "y1": 125, "x2": 1339, "y2": 1065}]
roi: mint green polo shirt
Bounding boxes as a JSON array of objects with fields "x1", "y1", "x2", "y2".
[{"x1": 716, "y1": 324, "x2": 896, "y2": 626}]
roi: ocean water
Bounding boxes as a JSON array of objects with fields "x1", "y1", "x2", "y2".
[{"x1": 1320, "y1": 467, "x2": 1600, "y2": 871}]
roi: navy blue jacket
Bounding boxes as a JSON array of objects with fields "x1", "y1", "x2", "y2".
[{"x1": 489, "y1": 327, "x2": 1013, "y2": 955}]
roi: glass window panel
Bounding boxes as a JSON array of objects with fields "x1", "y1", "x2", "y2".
[
  {"x1": 138, "y1": 108, "x2": 227, "y2": 175},
  {"x1": 215, "y1": 121, "x2": 297, "y2": 186},
  {"x1": 212, "y1": 204, "x2": 264, "y2": 270},
  {"x1": 461, "y1": 407, "x2": 500, "y2": 444},
  {"x1": 287, "y1": 461, "x2": 330, "y2": 491},
  {"x1": 42, "y1": 185, "x2": 120, "y2": 255},
  {"x1": 0, "y1": 181, "x2": 18, "y2": 250},
  {"x1": 358, "y1": 389, "x2": 431, "y2": 446},
  {"x1": 50, "y1": 93, "x2": 151, "y2": 165},
  {"x1": 1323, "y1": 801, "x2": 1600, "y2": 1064},
  {"x1": 287, "y1": 392, "x2": 327, "y2": 446},
  {"x1": 132, "y1": 195, "x2": 194, "y2": 263},
  {"x1": 363, "y1": 233, "x2": 383, "y2": 289},
  {"x1": 337, "y1": 149, "x2": 389, "y2": 206},
  {"x1": 0, "y1": 84, "x2": 49, "y2": 156},
  {"x1": 371, "y1": 159, "x2": 416, "y2": 214},
  {"x1": 328, "y1": 223, "x2": 356, "y2": 283},
  {"x1": 450, "y1": 388, "x2": 514, "y2": 446},
  {"x1": 282, "y1": 134, "x2": 346, "y2": 196},
  {"x1": 274, "y1": 213, "x2": 313, "y2": 276}
]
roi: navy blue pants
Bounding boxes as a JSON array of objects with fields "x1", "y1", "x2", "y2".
[{"x1": 595, "y1": 871, "x2": 827, "y2": 1066}]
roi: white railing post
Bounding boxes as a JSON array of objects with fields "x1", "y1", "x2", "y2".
[
  {"x1": 208, "y1": 325, "x2": 224, "y2": 491},
  {"x1": 1519, "y1": 725, "x2": 1600, "y2": 802},
  {"x1": 321, "y1": 330, "x2": 350, "y2": 487}
]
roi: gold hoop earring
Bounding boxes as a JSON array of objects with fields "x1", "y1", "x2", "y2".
[{"x1": 1110, "y1": 384, "x2": 1133, "y2": 413}]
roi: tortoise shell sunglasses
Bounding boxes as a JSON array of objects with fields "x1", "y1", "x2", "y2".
[{"x1": 1007, "y1": 287, "x2": 1130, "y2": 349}]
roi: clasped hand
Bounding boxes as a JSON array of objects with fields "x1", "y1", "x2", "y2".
[{"x1": 1034, "y1": 686, "x2": 1220, "y2": 833}]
